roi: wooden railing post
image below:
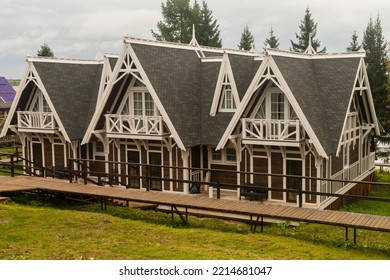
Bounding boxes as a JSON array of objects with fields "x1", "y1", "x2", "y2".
[
  {"x1": 10, "y1": 154, "x2": 15, "y2": 177},
  {"x1": 67, "y1": 158, "x2": 72, "y2": 183},
  {"x1": 83, "y1": 160, "x2": 87, "y2": 185},
  {"x1": 216, "y1": 171, "x2": 220, "y2": 199},
  {"x1": 146, "y1": 164, "x2": 150, "y2": 191}
]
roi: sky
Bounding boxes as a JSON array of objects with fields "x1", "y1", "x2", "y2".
[{"x1": 1, "y1": 0, "x2": 389, "y2": 79}]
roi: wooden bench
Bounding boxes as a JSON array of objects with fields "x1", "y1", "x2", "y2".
[
  {"x1": 51, "y1": 166, "x2": 70, "y2": 179},
  {"x1": 240, "y1": 184, "x2": 269, "y2": 202}
]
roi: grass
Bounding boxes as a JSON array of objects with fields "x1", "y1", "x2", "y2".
[
  {"x1": 342, "y1": 170, "x2": 390, "y2": 216},
  {"x1": 1, "y1": 193, "x2": 390, "y2": 260}
]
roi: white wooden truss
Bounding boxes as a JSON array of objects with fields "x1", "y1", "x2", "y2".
[
  {"x1": 1, "y1": 60, "x2": 70, "y2": 142},
  {"x1": 210, "y1": 53, "x2": 240, "y2": 116},
  {"x1": 217, "y1": 53, "x2": 327, "y2": 157},
  {"x1": 82, "y1": 40, "x2": 186, "y2": 150}
]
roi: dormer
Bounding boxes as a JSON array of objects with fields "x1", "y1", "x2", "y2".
[{"x1": 210, "y1": 53, "x2": 240, "y2": 116}]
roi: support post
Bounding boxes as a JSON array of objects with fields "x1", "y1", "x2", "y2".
[
  {"x1": 83, "y1": 159, "x2": 87, "y2": 185},
  {"x1": 10, "y1": 154, "x2": 14, "y2": 177},
  {"x1": 216, "y1": 171, "x2": 220, "y2": 199},
  {"x1": 345, "y1": 226, "x2": 349, "y2": 241},
  {"x1": 67, "y1": 158, "x2": 72, "y2": 183}
]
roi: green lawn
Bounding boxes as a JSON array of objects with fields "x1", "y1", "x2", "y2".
[{"x1": 0, "y1": 193, "x2": 389, "y2": 260}]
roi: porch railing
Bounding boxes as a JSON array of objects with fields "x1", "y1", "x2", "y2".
[
  {"x1": 242, "y1": 118, "x2": 304, "y2": 142},
  {"x1": 17, "y1": 111, "x2": 56, "y2": 130},
  {"x1": 105, "y1": 114, "x2": 168, "y2": 136}
]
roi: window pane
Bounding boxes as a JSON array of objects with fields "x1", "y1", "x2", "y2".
[
  {"x1": 226, "y1": 148, "x2": 236, "y2": 161},
  {"x1": 133, "y1": 92, "x2": 143, "y2": 116},
  {"x1": 212, "y1": 148, "x2": 222, "y2": 161},
  {"x1": 270, "y1": 92, "x2": 284, "y2": 119},
  {"x1": 144, "y1": 92, "x2": 154, "y2": 116}
]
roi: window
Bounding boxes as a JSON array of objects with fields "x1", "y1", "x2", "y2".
[
  {"x1": 94, "y1": 141, "x2": 105, "y2": 155},
  {"x1": 29, "y1": 91, "x2": 51, "y2": 112},
  {"x1": 212, "y1": 148, "x2": 222, "y2": 161},
  {"x1": 220, "y1": 85, "x2": 236, "y2": 110},
  {"x1": 210, "y1": 147, "x2": 237, "y2": 164},
  {"x1": 270, "y1": 92, "x2": 284, "y2": 119},
  {"x1": 119, "y1": 90, "x2": 157, "y2": 116},
  {"x1": 225, "y1": 148, "x2": 236, "y2": 162}
]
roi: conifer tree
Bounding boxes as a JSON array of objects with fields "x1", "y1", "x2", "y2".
[
  {"x1": 290, "y1": 7, "x2": 326, "y2": 53},
  {"x1": 197, "y1": 1, "x2": 222, "y2": 47},
  {"x1": 152, "y1": 0, "x2": 222, "y2": 47},
  {"x1": 37, "y1": 43, "x2": 54, "y2": 57},
  {"x1": 151, "y1": 0, "x2": 193, "y2": 43},
  {"x1": 264, "y1": 27, "x2": 280, "y2": 49},
  {"x1": 347, "y1": 30, "x2": 361, "y2": 52},
  {"x1": 238, "y1": 25, "x2": 254, "y2": 51},
  {"x1": 362, "y1": 15, "x2": 389, "y2": 131}
]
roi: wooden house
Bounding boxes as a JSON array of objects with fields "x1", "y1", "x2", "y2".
[{"x1": 1, "y1": 36, "x2": 379, "y2": 209}]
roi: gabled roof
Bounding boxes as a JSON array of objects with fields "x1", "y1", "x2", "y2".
[
  {"x1": 130, "y1": 39, "x2": 261, "y2": 147},
  {"x1": 33, "y1": 60, "x2": 103, "y2": 140},
  {"x1": 218, "y1": 50, "x2": 376, "y2": 156},
  {"x1": 2, "y1": 57, "x2": 103, "y2": 140},
  {"x1": 273, "y1": 54, "x2": 362, "y2": 155}
]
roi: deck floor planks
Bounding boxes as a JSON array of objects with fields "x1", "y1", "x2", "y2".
[{"x1": 1, "y1": 175, "x2": 390, "y2": 232}]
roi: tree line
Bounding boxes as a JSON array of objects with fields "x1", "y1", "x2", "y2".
[
  {"x1": 36, "y1": 0, "x2": 389, "y2": 136},
  {"x1": 152, "y1": 0, "x2": 390, "y2": 136}
]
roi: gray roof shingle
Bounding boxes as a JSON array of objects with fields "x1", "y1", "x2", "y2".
[
  {"x1": 33, "y1": 61, "x2": 103, "y2": 140},
  {"x1": 273, "y1": 55, "x2": 361, "y2": 155}
]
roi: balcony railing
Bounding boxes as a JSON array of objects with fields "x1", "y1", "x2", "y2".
[
  {"x1": 17, "y1": 111, "x2": 57, "y2": 130},
  {"x1": 105, "y1": 114, "x2": 169, "y2": 137},
  {"x1": 242, "y1": 118, "x2": 304, "y2": 143}
]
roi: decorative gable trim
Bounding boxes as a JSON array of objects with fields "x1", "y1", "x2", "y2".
[
  {"x1": 335, "y1": 58, "x2": 380, "y2": 156},
  {"x1": 0, "y1": 61, "x2": 71, "y2": 142},
  {"x1": 82, "y1": 42, "x2": 186, "y2": 150},
  {"x1": 216, "y1": 54, "x2": 328, "y2": 158},
  {"x1": 209, "y1": 53, "x2": 240, "y2": 116}
]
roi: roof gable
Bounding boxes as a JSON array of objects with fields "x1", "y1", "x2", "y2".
[
  {"x1": 32, "y1": 61, "x2": 103, "y2": 140},
  {"x1": 273, "y1": 55, "x2": 361, "y2": 155}
]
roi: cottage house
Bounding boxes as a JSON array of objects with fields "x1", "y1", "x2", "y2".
[{"x1": 1, "y1": 36, "x2": 379, "y2": 209}]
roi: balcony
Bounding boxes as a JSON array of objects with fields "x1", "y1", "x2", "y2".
[
  {"x1": 105, "y1": 114, "x2": 170, "y2": 139},
  {"x1": 17, "y1": 111, "x2": 57, "y2": 132},
  {"x1": 241, "y1": 118, "x2": 305, "y2": 146}
]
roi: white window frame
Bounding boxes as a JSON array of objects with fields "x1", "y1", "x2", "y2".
[
  {"x1": 117, "y1": 87, "x2": 158, "y2": 117},
  {"x1": 28, "y1": 90, "x2": 51, "y2": 113},
  {"x1": 219, "y1": 84, "x2": 236, "y2": 112},
  {"x1": 209, "y1": 147, "x2": 237, "y2": 165},
  {"x1": 252, "y1": 88, "x2": 291, "y2": 120},
  {"x1": 94, "y1": 140, "x2": 105, "y2": 156}
]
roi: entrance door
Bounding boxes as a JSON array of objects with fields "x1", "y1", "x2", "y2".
[
  {"x1": 32, "y1": 143, "x2": 43, "y2": 167},
  {"x1": 32, "y1": 143, "x2": 43, "y2": 175},
  {"x1": 127, "y1": 151, "x2": 140, "y2": 189},
  {"x1": 148, "y1": 152, "x2": 162, "y2": 191},
  {"x1": 286, "y1": 160, "x2": 302, "y2": 203}
]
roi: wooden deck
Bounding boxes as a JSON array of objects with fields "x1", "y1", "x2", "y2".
[{"x1": 1, "y1": 176, "x2": 390, "y2": 239}]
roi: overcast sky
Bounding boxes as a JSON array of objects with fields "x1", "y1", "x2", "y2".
[{"x1": 1, "y1": 0, "x2": 389, "y2": 79}]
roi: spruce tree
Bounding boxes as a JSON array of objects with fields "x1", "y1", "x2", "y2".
[
  {"x1": 264, "y1": 27, "x2": 280, "y2": 49},
  {"x1": 362, "y1": 15, "x2": 389, "y2": 131},
  {"x1": 37, "y1": 43, "x2": 54, "y2": 57},
  {"x1": 151, "y1": 0, "x2": 193, "y2": 43},
  {"x1": 197, "y1": 1, "x2": 222, "y2": 47},
  {"x1": 238, "y1": 25, "x2": 255, "y2": 51},
  {"x1": 347, "y1": 30, "x2": 361, "y2": 52},
  {"x1": 152, "y1": 0, "x2": 222, "y2": 47},
  {"x1": 290, "y1": 7, "x2": 326, "y2": 53}
]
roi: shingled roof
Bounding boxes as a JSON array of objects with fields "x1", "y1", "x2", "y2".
[
  {"x1": 32, "y1": 61, "x2": 103, "y2": 140},
  {"x1": 273, "y1": 55, "x2": 361, "y2": 155}
]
